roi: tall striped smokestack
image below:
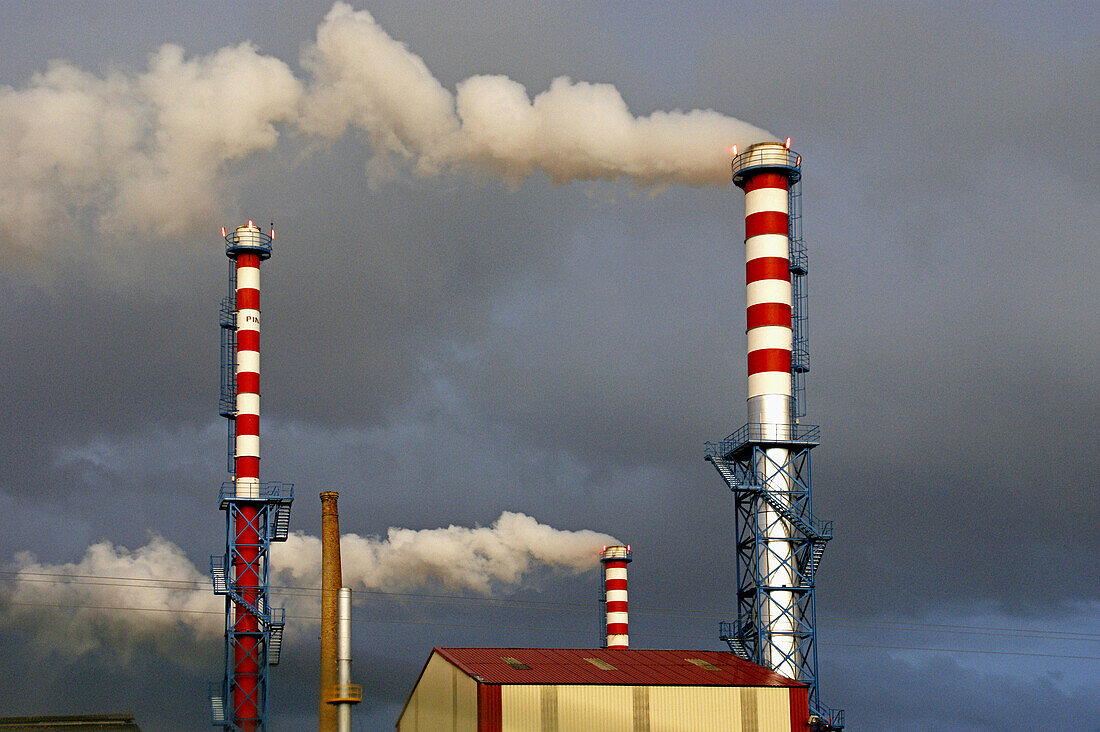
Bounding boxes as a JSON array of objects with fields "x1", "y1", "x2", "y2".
[
  {"x1": 600, "y1": 545, "x2": 632, "y2": 650},
  {"x1": 233, "y1": 222, "x2": 263, "y2": 501},
  {"x1": 228, "y1": 220, "x2": 269, "y2": 730},
  {"x1": 736, "y1": 142, "x2": 795, "y2": 430},
  {"x1": 733, "y1": 141, "x2": 800, "y2": 678},
  {"x1": 319, "y1": 491, "x2": 342, "y2": 732}
]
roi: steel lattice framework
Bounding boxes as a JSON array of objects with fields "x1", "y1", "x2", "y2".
[
  {"x1": 705, "y1": 145, "x2": 844, "y2": 730},
  {"x1": 705, "y1": 430, "x2": 835, "y2": 717}
]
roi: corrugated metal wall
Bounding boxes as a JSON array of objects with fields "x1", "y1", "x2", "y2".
[
  {"x1": 397, "y1": 654, "x2": 477, "y2": 732},
  {"x1": 651, "y1": 686, "x2": 745, "y2": 730},
  {"x1": 499, "y1": 685, "x2": 796, "y2": 732}
]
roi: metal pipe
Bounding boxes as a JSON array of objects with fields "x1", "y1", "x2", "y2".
[
  {"x1": 319, "y1": 492, "x2": 342, "y2": 732},
  {"x1": 336, "y1": 588, "x2": 352, "y2": 732},
  {"x1": 600, "y1": 546, "x2": 632, "y2": 649}
]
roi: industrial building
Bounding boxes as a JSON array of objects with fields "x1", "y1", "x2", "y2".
[
  {"x1": 399, "y1": 545, "x2": 814, "y2": 731},
  {"x1": 397, "y1": 648, "x2": 810, "y2": 731}
]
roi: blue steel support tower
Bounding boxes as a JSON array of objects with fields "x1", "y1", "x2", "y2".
[
  {"x1": 209, "y1": 222, "x2": 294, "y2": 731},
  {"x1": 704, "y1": 143, "x2": 843, "y2": 729}
]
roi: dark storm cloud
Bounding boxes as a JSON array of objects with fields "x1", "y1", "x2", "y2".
[
  {"x1": 828, "y1": 649, "x2": 1100, "y2": 731},
  {"x1": 435, "y1": 1, "x2": 1100, "y2": 614}
]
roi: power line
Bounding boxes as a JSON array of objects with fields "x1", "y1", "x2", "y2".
[
  {"x1": 4, "y1": 570, "x2": 1099, "y2": 645},
  {"x1": 6, "y1": 599, "x2": 1100, "y2": 663}
]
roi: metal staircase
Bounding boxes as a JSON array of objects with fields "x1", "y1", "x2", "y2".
[
  {"x1": 266, "y1": 616, "x2": 285, "y2": 667},
  {"x1": 210, "y1": 555, "x2": 281, "y2": 629},
  {"x1": 208, "y1": 684, "x2": 226, "y2": 726},
  {"x1": 706, "y1": 451, "x2": 832, "y2": 584},
  {"x1": 268, "y1": 493, "x2": 294, "y2": 542},
  {"x1": 718, "y1": 620, "x2": 754, "y2": 660},
  {"x1": 806, "y1": 539, "x2": 829, "y2": 583}
]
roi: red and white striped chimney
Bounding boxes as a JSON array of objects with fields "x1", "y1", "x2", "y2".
[
  {"x1": 227, "y1": 220, "x2": 269, "y2": 729},
  {"x1": 233, "y1": 222, "x2": 263, "y2": 500},
  {"x1": 736, "y1": 142, "x2": 794, "y2": 432},
  {"x1": 600, "y1": 545, "x2": 632, "y2": 650},
  {"x1": 732, "y1": 141, "x2": 800, "y2": 678}
]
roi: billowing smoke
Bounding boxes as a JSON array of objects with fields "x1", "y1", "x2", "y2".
[
  {"x1": 0, "y1": 1, "x2": 770, "y2": 250},
  {"x1": 1, "y1": 512, "x2": 615, "y2": 656},
  {"x1": 1, "y1": 537, "x2": 221, "y2": 658},
  {"x1": 0, "y1": 43, "x2": 301, "y2": 247},
  {"x1": 299, "y1": 3, "x2": 770, "y2": 185},
  {"x1": 271, "y1": 510, "x2": 616, "y2": 594}
]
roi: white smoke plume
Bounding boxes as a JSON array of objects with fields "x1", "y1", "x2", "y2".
[
  {"x1": 271, "y1": 510, "x2": 616, "y2": 594},
  {"x1": 0, "y1": 43, "x2": 301, "y2": 247},
  {"x1": 1, "y1": 537, "x2": 222, "y2": 658},
  {"x1": 298, "y1": 3, "x2": 772, "y2": 185},
  {"x1": 0, "y1": 2, "x2": 770, "y2": 250},
  {"x1": 0, "y1": 512, "x2": 615, "y2": 656}
]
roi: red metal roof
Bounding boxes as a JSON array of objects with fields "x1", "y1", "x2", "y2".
[{"x1": 433, "y1": 648, "x2": 805, "y2": 688}]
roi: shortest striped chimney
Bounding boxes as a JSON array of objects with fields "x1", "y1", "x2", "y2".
[{"x1": 600, "y1": 545, "x2": 632, "y2": 649}]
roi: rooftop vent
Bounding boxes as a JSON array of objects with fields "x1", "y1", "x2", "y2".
[
  {"x1": 584, "y1": 658, "x2": 618, "y2": 671},
  {"x1": 686, "y1": 658, "x2": 721, "y2": 671}
]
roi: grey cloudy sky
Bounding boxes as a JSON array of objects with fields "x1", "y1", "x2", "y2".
[{"x1": 0, "y1": 1, "x2": 1097, "y2": 729}]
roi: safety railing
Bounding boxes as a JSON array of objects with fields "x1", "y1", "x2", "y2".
[
  {"x1": 224, "y1": 226, "x2": 272, "y2": 257},
  {"x1": 811, "y1": 702, "x2": 846, "y2": 730},
  {"x1": 218, "y1": 481, "x2": 295, "y2": 508},
  {"x1": 326, "y1": 684, "x2": 364, "y2": 704},
  {"x1": 705, "y1": 422, "x2": 820, "y2": 459},
  {"x1": 732, "y1": 145, "x2": 801, "y2": 184}
]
